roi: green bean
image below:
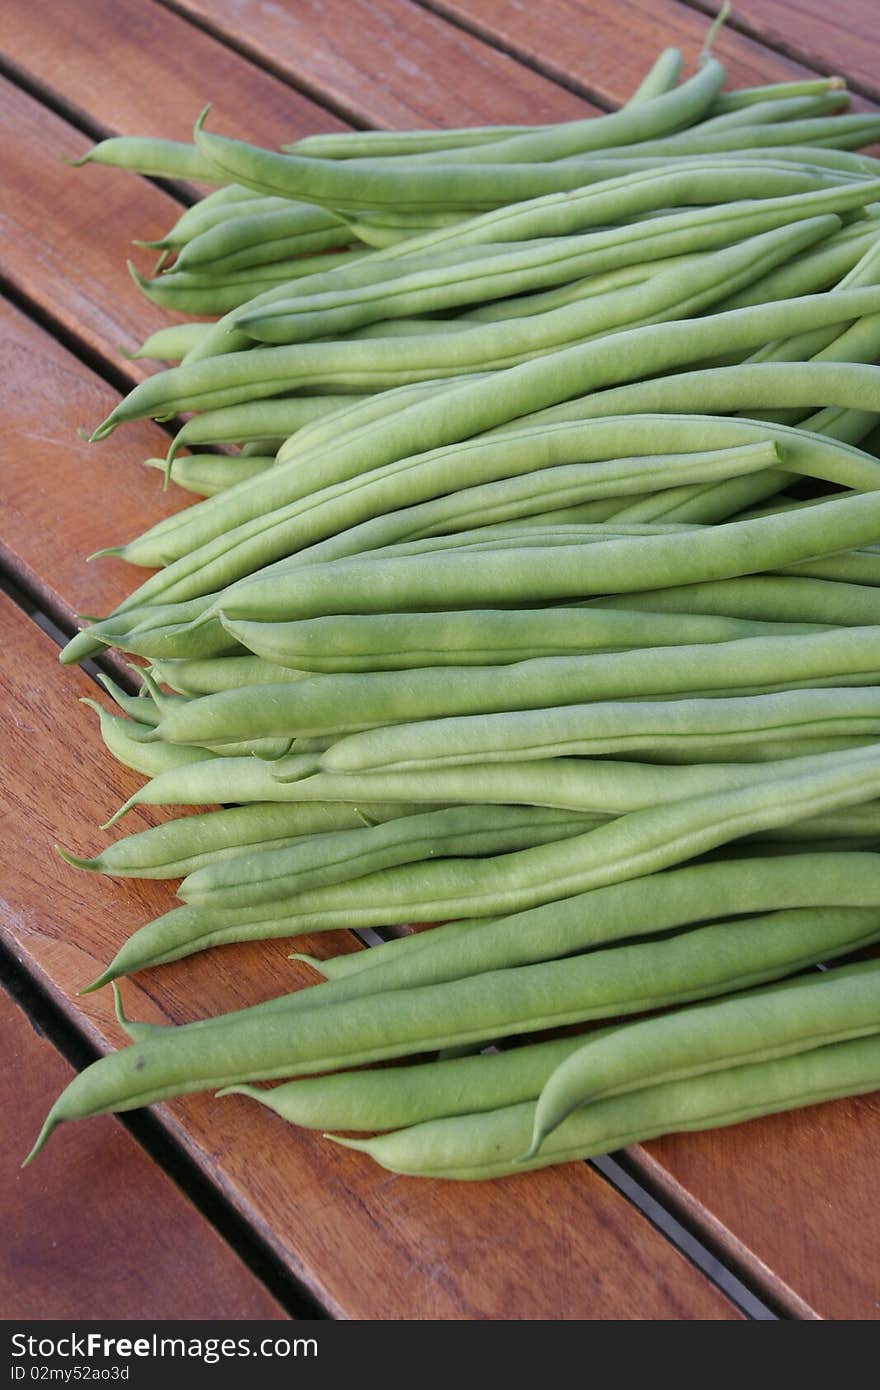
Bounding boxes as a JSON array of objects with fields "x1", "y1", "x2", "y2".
[
  {"x1": 180, "y1": 804, "x2": 602, "y2": 908},
  {"x1": 588, "y1": 115, "x2": 880, "y2": 163},
  {"x1": 148, "y1": 653, "x2": 300, "y2": 694},
  {"x1": 207, "y1": 490, "x2": 880, "y2": 630},
  {"x1": 146, "y1": 627, "x2": 880, "y2": 750},
  {"x1": 82, "y1": 700, "x2": 213, "y2": 777},
  {"x1": 96, "y1": 409, "x2": 880, "y2": 642},
  {"x1": 287, "y1": 851, "x2": 880, "y2": 1001},
  {"x1": 324, "y1": 688, "x2": 880, "y2": 773},
  {"x1": 710, "y1": 78, "x2": 845, "y2": 114},
  {"x1": 506, "y1": 361, "x2": 880, "y2": 437},
  {"x1": 95, "y1": 674, "x2": 161, "y2": 726},
  {"x1": 151, "y1": 454, "x2": 276, "y2": 499},
  {"x1": 173, "y1": 203, "x2": 347, "y2": 273},
  {"x1": 306, "y1": 163, "x2": 872, "y2": 275},
  {"x1": 286, "y1": 50, "x2": 686, "y2": 163},
  {"x1": 70, "y1": 136, "x2": 219, "y2": 181},
  {"x1": 586, "y1": 575, "x2": 880, "y2": 627},
  {"x1": 123, "y1": 437, "x2": 779, "y2": 571},
  {"x1": 129, "y1": 323, "x2": 212, "y2": 362},
  {"x1": 108, "y1": 734, "x2": 880, "y2": 825},
  {"x1": 27, "y1": 897, "x2": 880, "y2": 1164},
  {"x1": 698, "y1": 92, "x2": 850, "y2": 128},
  {"x1": 131, "y1": 252, "x2": 363, "y2": 315},
  {"x1": 221, "y1": 605, "x2": 825, "y2": 674},
  {"x1": 339, "y1": 1031, "x2": 880, "y2": 1180},
  {"x1": 90, "y1": 297, "x2": 880, "y2": 597},
  {"x1": 282, "y1": 48, "x2": 677, "y2": 163},
  {"x1": 194, "y1": 63, "x2": 726, "y2": 201},
  {"x1": 224, "y1": 1032, "x2": 598, "y2": 1134},
  {"x1": 168, "y1": 396, "x2": 361, "y2": 454},
  {"x1": 291, "y1": 125, "x2": 529, "y2": 160},
  {"x1": 104, "y1": 746, "x2": 880, "y2": 952},
  {"x1": 239, "y1": 215, "x2": 834, "y2": 346},
  {"x1": 57, "y1": 800, "x2": 423, "y2": 880},
  {"x1": 526, "y1": 959, "x2": 880, "y2": 1156},
  {"x1": 141, "y1": 190, "x2": 292, "y2": 250},
  {"x1": 88, "y1": 685, "x2": 287, "y2": 764}
]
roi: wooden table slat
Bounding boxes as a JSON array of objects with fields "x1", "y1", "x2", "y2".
[
  {"x1": 697, "y1": 0, "x2": 880, "y2": 103},
  {"x1": 155, "y1": 0, "x2": 595, "y2": 129},
  {"x1": 0, "y1": 0, "x2": 346, "y2": 149},
  {"x1": 0, "y1": 986, "x2": 288, "y2": 1321},
  {"x1": 420, "y1": 0, "x2": 877, "y2": 110}
]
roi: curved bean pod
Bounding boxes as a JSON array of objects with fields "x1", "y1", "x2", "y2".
[
  {"x1": 103, "y1": 745, "x2": 880, "y2": 948},
  {"x1": 286, "y1": 852, "x2": 880, "y2": 1005},
  {"x1": 322, "y1": 687, "x2": 880, "y2": 773},
  {"x1": 338, "y1": 1032, "x2": 880, "y2": 1180},
  {"x1": 222, "y1": 1033, "x2": 602, "y2": 1134},
  {"x1": 179, "y1": 803, "x2": 604, "y2": 909},
  {"x1": 221, "y1": 605, "x2": 825, "y2": 674},
  {"x1": 526, "y1": 959, "x2": 880, "y2": 1156},
  {"x1": 27, "y1": 900, "x2": 880, "y2": 1163},
  {"x1": 57, "y1": 800, "x2": 424, "y2": 880}
]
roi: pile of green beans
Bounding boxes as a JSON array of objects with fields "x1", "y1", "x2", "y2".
[{"x1": 37, "y1": 30, "x2": 880, "y2": 1181}]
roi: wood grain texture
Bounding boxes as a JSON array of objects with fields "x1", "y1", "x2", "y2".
[
  {"x1": 0, "y1": 0, "x2": 346, "y2": 148},
  {"x1": 0, "y1": 295, "x2": 186, "y2": 632},
  {"x1": 0, "y1": 988, "x2": 287, "y2": 1320},
  {"x1": 414, "y1": 0, "x2": 822, "y2": 102},
  {"x1": 0, "y1": 593, "x2": 739, "y2": 1321},
  {"x1": 696, "y1": 0, "x2": 880, "y2": 103},
  {"x1": 634, "y1": 1085, "x2": 880, "y2": 1321},
  {"x1": 160, "y1": 0, "x2": 594, "y2": 128},
  {"x1": 0, "y1": 75, "x2": 192, "y2": 373}
]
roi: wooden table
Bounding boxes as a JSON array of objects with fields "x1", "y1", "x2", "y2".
[{"x1": 2, "y1": 0, "x2": 879, "y2": 1322}]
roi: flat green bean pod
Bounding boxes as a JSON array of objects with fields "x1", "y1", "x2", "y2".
[{"x1": 526, "y1": 959, "x2": 880, "y2": 1156}]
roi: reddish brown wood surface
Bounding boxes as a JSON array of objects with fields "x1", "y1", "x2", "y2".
[
  {"x1": 0, "y1": 988, "x2": 287, "y2": 1320},
  {"x1": 399, "y1": 0, "x2": 821, "y2": 101},
  {"x1": 0, "y1": 0, "x2": 346, "y2": 148},
  {"x1": 636, "y1": 1088, "x2": 880, "y2": 1321},
  {"x1": 0, "y1": 593, "x2": 739, "y2": 1320},
  {"x1": 0, "y1": 75, "x2": 185, "y2": 373},
  {"x1": 0, "y1": 294, "x2": 186, "y2": 632},
  {"x1": 163, "y1": 0, "x2": 594, "y2": 128},
  {"x1": 698, "y1": 0, "x2": 880, "y2": 102}
]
